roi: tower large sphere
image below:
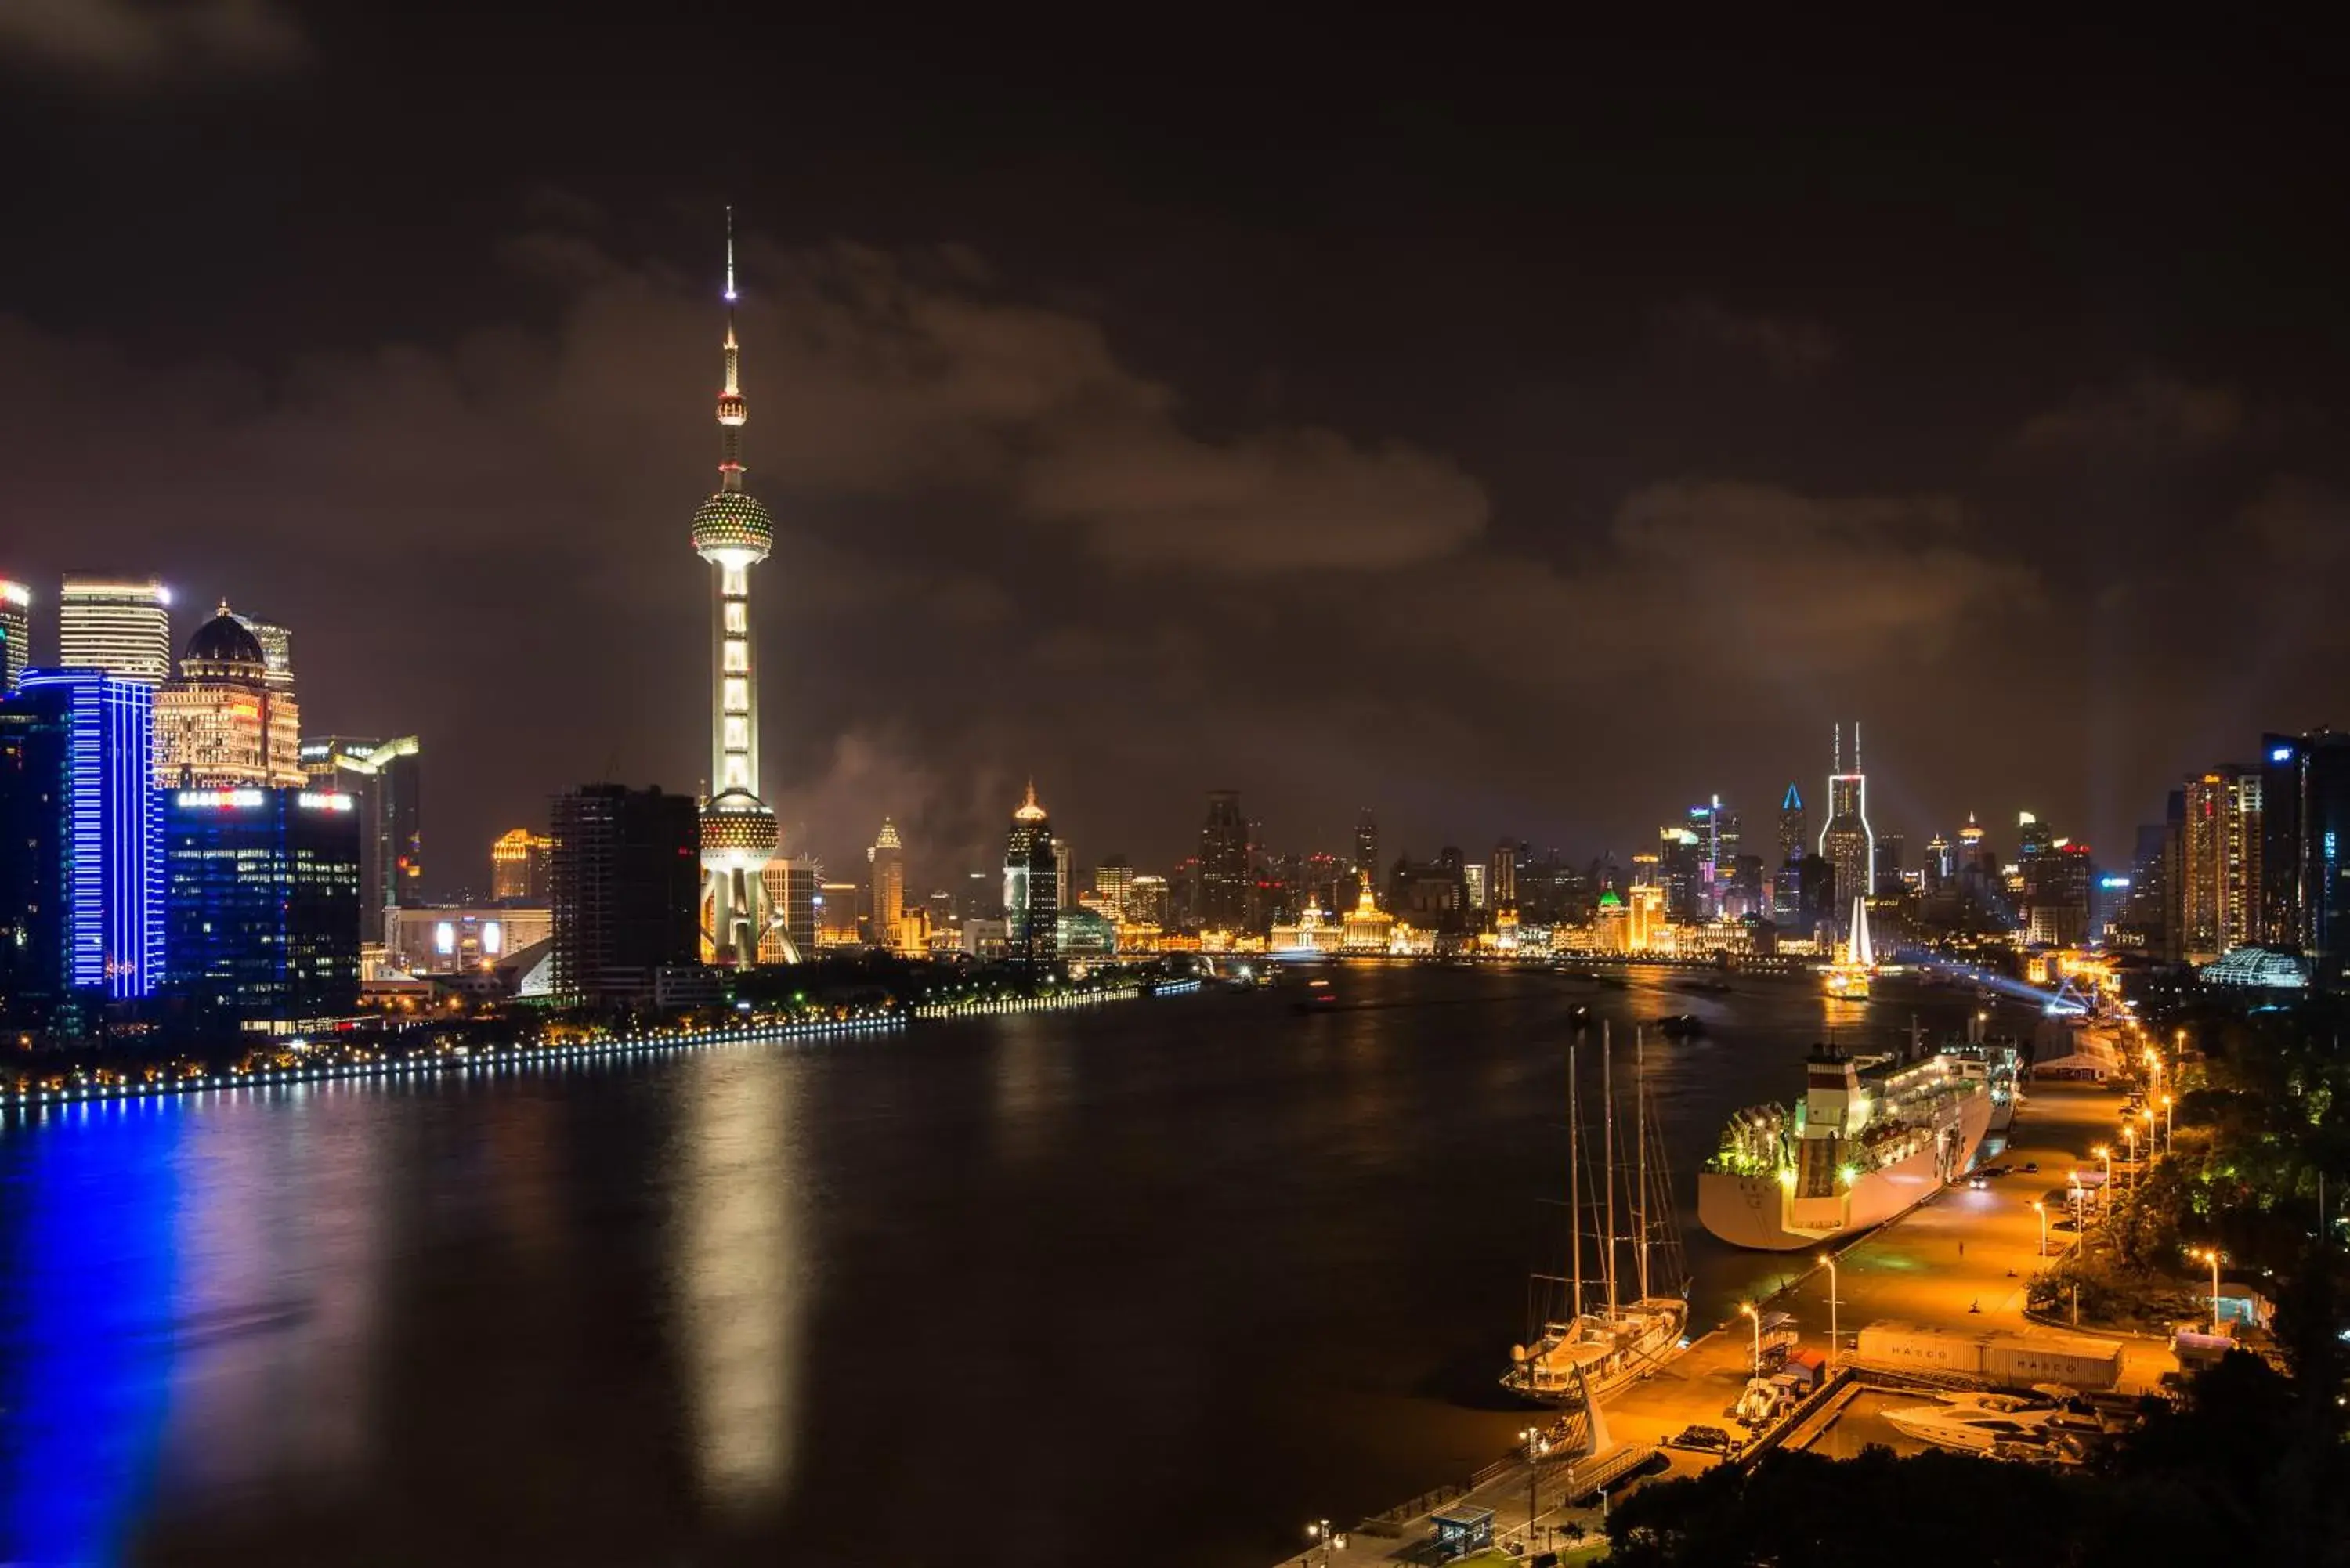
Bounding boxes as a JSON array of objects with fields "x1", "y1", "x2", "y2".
[
  {"x1": 692, "y1": 491, "x2": 775, "y2": 562},
  {"x1": 700, "y1": 788, "x2": 780, "y2": 872}
]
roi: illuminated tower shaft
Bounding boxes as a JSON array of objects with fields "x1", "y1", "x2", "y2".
[{"x1": 692, "y1": 211, "x2": 786, "y2": 965}]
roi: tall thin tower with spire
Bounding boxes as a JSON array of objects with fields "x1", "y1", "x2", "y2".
[
  {"x1": 692, "y1": 210, "x2": 789, "y2": 966},
  {"x1": 1819, "y1": 721, "x2": 1875, "y2": 937}
]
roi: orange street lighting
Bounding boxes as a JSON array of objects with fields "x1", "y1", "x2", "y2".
[
  {"x1": 1738, "y1": 1300, "x2": 1762, "y2": 1379},
  {"x1": 1817, "y1": 1254, "x2": 1839, "y2": 1371},
  {"x1": 2031, "y1": 1199, "x2": 2048, "y2": 1257},
  {"x1": 2193, "y1": 1248, "x2": 2225, "y2": 1336}
]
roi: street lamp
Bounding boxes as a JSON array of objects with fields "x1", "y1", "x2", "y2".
[
  {"x1": 2124, "y1": 1125, "x2": 2138, "y2": 1195},
  {"x1": 2193, "y1": 1248, "x2": 2225, "y2": 1336},
  {"x1": 2092, "y1": 1145, "x2": 2111, "y2": 1213},
  {"x1": 1304, "y1": 1519, "x2": 1347, "y2": 1565},
  {"x1": 1738, "y1": 1300, "x2": 1762, "y2": 1379},
  {"x1": 2032, "y1": 1199, "x2": 2047, "y2": 1257},
  {"x1": 2162, "y1": 1094, "x2": 2174, "y2": 1152},
  {"x1": 1518, "y1": 1426, "x2": 1548, "y2": 1548},
  {"x1": 1817, "y1": 1254, "x2": 1838, "y2": 1371}
]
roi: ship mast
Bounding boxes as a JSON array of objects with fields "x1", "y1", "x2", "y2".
[
  {"x1": 1636, "y1": 1025, "x2": 1650, "y2": 1303},
  {"x1": 1603, "y1": 1021, "x2": 1618, "y2": 1317},
  {"x1": 1568, "y1": 1031, "x2": 1582, "y2": 1320}
]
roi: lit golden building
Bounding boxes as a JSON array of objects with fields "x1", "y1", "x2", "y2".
[
  {"x1": 490, "y1": 828, "x2": 553, "y2": 902},
  {"x1": 154, "y1": 603, "x2": 302, "y2": 788},
  {"x1": 1340, "y1": 873, "x2": 1395, "y2": 952}
]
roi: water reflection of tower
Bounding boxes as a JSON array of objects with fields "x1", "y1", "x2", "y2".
[
  {"x1": 1819, "y1": 723, "x2": 1875, "y2": 936},
  {"x1": 693, "y1": 211, "x2": 788, "y2": 967}
]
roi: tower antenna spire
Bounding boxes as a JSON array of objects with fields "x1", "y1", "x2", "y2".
[{"x1": 716, "y1": 208, "x2": 746, "y2": 493}]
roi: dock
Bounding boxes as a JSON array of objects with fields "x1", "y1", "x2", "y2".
[{"x1": 1309, "y1": 1082, "x2": 2177, "y2": 1563}]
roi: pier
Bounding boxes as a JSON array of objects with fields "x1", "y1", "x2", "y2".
[{"x1": 1309, "y1": 1080, "x2": 2177, "y2": 1563}]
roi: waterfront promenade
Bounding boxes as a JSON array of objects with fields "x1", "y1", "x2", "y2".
[{"x1": 1325, "y1": 1080, "x2": 2175, "y2": 1563}]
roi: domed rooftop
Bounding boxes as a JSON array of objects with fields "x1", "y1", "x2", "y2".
[{"x1": 184, "y1": 604, "x2": 265, "y2": 668}]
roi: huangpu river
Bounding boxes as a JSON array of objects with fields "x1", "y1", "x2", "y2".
[{"x1": 0, "y1": 964, "x2": 2013, "y2": 1566}]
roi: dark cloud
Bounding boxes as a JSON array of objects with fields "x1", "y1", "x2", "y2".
[
  {"x1": 2012, "y1": 374, "x2": 2246, "y2": 454},
  {"x1": 0, "y1": 0, "x2": 306, "y2": 85},
  {"x1": 1659, "y1": 298, "x2": 1837, "y2": 378}
]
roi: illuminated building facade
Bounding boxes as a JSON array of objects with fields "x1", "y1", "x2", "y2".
[
  {"x1": 17, "y1": 670, "x2": 162, "y2": 1002},
  {"x1": 385, "y1": 904, "x2": 551, "y2": 977},
  {"x1": 692, "y1": 215, "x2": 785, "y2": 968},
  {"x1": 549, "y1": 783, "x2": 701, "y2": 1006},
  {"x1": 2262, "y1": 731, "x2": 2350, "y2": 988},
  {"x1": 759, "y1": 857, "x2": 819, "y2": 963},
  {"x1": 491, "y1": 827, "x2": 552, "y2": 902},
  {"x1": 1340, "y1": 866, "x2": 1394, "y2": 951},
  {"x1": 1199, "y1": 789, "x2": 1247, "y2": 930},
  {"x1": 0, "y1": 579, "x2": 28, "y2": 693},
  {"x1": 1094, "y1": 854, "x2": 1135, "y2": 923},
  {"x1": 2182, "y1": 767, "x2": 2263, "y2": 962},
  {"x1": 816, "y1": 881, "x2": 862, "y2": 946},
  {"x1": 1818, "y1": 723, "x2": 1874, "y2": 933},
  {"x1": 868, "y1": 818, "x2": 906, "y2": 945},
  {"x1": 0, "y1": 682, "x2": 70, "y2": 1021},
  {"x1": 164, "y1": 786, "x2": 361, "y2": 1022},
  {"x1": 155, "y1": 605, "x2": 305, "y2": 791},
  {"x1": 59, "y1": 576, "x2": 173, "y2": 685},
  {"x1": 1355, "y1": 808, "x2": 1378, "y2": 876},
  {"x1": 302, "y1": 735, "x2": 423, "y2": 942},
  {"x1": 1004, "y1": 783, "x2": 1059, "y2": 968},
  {"x1": 1627, "y1": 882, "x2": 1667, "y2": 952},
  {"x1": 1488, "y1": 840, "x2": 1517, "y2": 912},
  {"x1": 1128, "y1": 873, "x2": 1170, "y2": 929}
]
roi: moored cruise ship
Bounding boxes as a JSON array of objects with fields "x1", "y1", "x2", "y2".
[{"x1": 1697, "y1": 1042, "x2": 1994, "y2": 1251}]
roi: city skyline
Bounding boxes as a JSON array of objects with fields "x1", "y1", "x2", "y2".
[{"x1": 5, "y1": 14, "x2": 2348, "y2": 893}]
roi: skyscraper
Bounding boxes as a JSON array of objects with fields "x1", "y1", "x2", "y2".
[
  {"x1": 1199, "y1": 789, "x2": 1248, "y2": 930},
  {"x1": 869, "y1": 818, "x2": 906, "y2": 947},
  {"x1": 228, "y1": 611, "x2": 295, "y2": 692},
  {"x1": 154, "y1": 605, "x2": 305, "y2": 789},
  {"x1": 1489, "y1": 840, "x2": 1518, "y2": 912},
  {"x1": 302, "y1": 735, "x2": 422, "y2": 941},
  {"x1": 550, "y1": 783, "x2": 702, "y2": 1005},
  {"x1": 491, "y1": 827, "x2": 553, "y2": 902},
  {"x1": 164, "y1": 786, "x2": 362, "y2": 1023},
  {"x1": 692, "y1": 212, "x2": 784, "y2": 967},
  {"x1": 59, "y1": 576, "x2": 172, "y2": 685},
  {"x1": 17, "y1": 669, "x2": 163, "y2": 999},
  {"x1": 1774, "y1": 782, "x2": 1806, "y2": 919},
  {"x1": 1004, "y1": 782, "x2": 1060, "y2": 969},
  {"x1": 0, "y1": 580, "x2": 29, "y2": 693},
  {"x1": 1094, "y1": 854, "x2": 1135, "y2": 922},
  {"x1": 2182, "y1": 767, "x2": 2263, "y2": 961},
  {"x1": 1354, "y1": 808, "x2": 1378, "y2": 876},
  {"x1": 0, "y1": 682, "x2": 70, "y2": 1023},
  {"x1": 2261, "y1": 732, "x2": 2350, "y2": 987},
  {"x1": 1818, "y1": 724, "x2": 1874, "y2": 934}
]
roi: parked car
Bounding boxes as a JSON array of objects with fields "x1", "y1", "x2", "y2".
[{"x1": 1670, "y1": 1425, "x2": 1734, "y2": 1453}]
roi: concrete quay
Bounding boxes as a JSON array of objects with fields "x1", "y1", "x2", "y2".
[{"x1": 1313, "y1": 1082, "x2": 2175, "y2": 1564}]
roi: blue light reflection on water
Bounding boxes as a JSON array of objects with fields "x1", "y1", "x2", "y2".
[{"x1": 0, "y1": 1102, "x2": 183, "y2": 1567}]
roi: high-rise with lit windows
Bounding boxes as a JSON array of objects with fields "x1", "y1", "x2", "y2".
[
  {"x1": 869, "y1": 818, "x2": 905, "y2": 946},
  {"x1": 1818, "y1": 723, "x2": 1875, "y2": 934},
  {"x1": 1004, "y1": 782, "x2": 1059, "y2": 968},
  {"x1": 2182, "y1": 767, "x2": 2263, "y2": 961},
  {"x1": 59, "y1": 576, "x2": 173, "y2": 685},
  {"x1": 154, "y1": 605, "x2": 305, "y2": 790},
  {"x1": 491, "y1": 827, "x2": 552, "y2": 902},
  {"x1": 16, "y1": 669, "x2": 163, "y2": 1001},
  {"x1": 691, "y1": 212, "x2": 786, "y2": 967},
  {"x1": 0, "y1": 580, "x2": 29, "y2": 693}
]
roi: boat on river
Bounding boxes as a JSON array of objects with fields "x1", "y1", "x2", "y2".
[
  {"x1": 1505, "y1": 1024, "x2": 1689, "y2": 1405},
  {"x1": 1696, "y1": 1034, "x2": 1993, "y2": 1251}
]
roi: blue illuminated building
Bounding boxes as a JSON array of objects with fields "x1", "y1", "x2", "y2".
[
  {"x1": 164, "y1": 786, "x2": 363, "y2": 1024},
  {"x1": 0, "y1": 685, "x2": 71, "y2": 1023},
  {"x1": 14, "y1": 669, "x2": 163, "y2": 1005},
  {"x1": 2263, "y1": 729, "x2": 2350, "y2": 992}
]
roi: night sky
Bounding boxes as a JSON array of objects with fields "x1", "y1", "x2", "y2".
[{"x1": 5, "y1": 6, "x2": 2346, "y2": 894}]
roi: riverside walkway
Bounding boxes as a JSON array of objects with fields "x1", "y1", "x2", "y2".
[{"x1": 1314, "y1": 1081, "x2": 2178, "y2": 1563}]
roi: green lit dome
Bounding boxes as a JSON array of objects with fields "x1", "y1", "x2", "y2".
[{"x1": 691, "y1": 491, "x2": 775, "y2": 560}]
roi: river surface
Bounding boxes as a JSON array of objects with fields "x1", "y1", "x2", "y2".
[{"x1": 0, "y1": 963, "x2": 2009, "y2": 1566}]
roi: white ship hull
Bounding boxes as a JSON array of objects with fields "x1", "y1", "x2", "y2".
[{"x1": 1697, "y1": 1083, "x2": 1994, "y2": 1251}]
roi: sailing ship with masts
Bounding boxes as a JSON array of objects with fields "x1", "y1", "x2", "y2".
[{"x1": 1504, "y1": 1023, "x2": 1690, "y2": 1406}]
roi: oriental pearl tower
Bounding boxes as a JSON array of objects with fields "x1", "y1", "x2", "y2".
[{"x1": 692, "y1": 210, "x2": 792, "y2": 965}]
